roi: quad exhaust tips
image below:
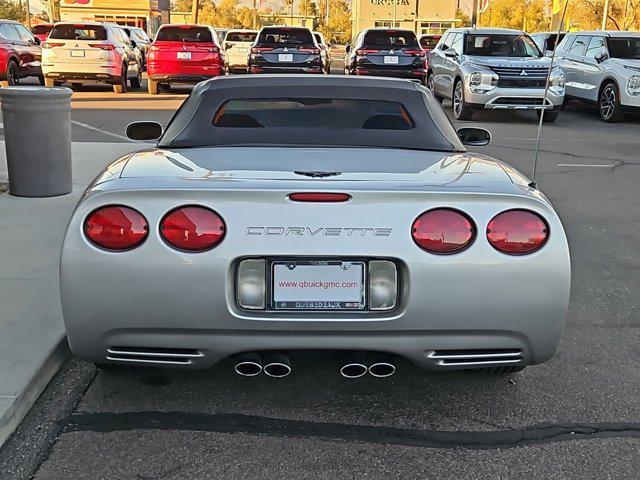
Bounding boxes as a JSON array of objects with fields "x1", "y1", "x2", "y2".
[
  {"x1": 234, "y1": 352, "x2": 263, "y2": 377},
  {"x1": 262, "y1": 352, "x2": 292, "y2": 378},
  {"x1": 340, "y1": 353, "x2": 396, "y2": 378}
]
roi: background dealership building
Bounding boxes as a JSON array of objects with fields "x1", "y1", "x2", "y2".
[{"x1": 351, "y1": 0, "x2": 458, "y2": 37}]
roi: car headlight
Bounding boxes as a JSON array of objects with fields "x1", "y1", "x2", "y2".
[
  {"x1": 469, "y1": 72, "x2": 482, "y2": 87},
  {"x1": 551, "y1": 71, "x2": 566, "y2": 88},
  {"x1": 627, "y1": 75, "x2": 640, "y2": 95}
]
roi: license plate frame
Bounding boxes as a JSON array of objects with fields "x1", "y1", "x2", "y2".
[
  {"x1": 177, "y1": 51, "x2": 192, "y2": 60},
  {"x1": 384, "y1": 55, "x2": 399, "y2": 64},
  {"x1": 278, "y1": 53, "x2": 293, "y2": 62},
  {"x1": 271, "y1": 260, "x2": 366, "y2": 311}
]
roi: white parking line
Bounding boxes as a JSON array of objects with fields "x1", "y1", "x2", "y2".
[
  {"x1": 71, "y1": 120, "x2": 135, "y2": 142},
  {"x1": 557, "y1": 163, "x2": 615, "y2": 168}
]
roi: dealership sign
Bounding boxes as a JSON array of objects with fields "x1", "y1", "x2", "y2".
[
  {"x1": 369, "y1": 0, "x2": 411, "y2": 5},
  {"x1": 63, "y1": 0, "x2": 93, "y2": 6}
]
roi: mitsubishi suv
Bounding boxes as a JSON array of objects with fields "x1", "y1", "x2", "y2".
[
  {"x1": 556, "y1": 31, "x2": 640, "y2": 122},
  {"x1": 427, "y1": 28, "x2": 566, "y2": 121}
]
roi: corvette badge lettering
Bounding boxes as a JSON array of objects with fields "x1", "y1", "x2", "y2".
[{"x1": 245, "y1": 227, "x2": 392, "y2": 237}]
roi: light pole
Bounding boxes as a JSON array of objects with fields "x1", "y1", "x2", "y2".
[
  {"x1": 601, "y1": 0, "x2": 610, "y2": 29},
  {"x1": 191, "y1": 0, "x2": 199, "y2": 24}
]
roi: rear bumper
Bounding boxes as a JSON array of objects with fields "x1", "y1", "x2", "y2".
[
  {"x1": 249, "y1": 64, "x2": 324, "y2": 74},
  {"x1": 61, "y1": 188, "x2": 571, "y2": 371},
  {"x1": 42, "y1": 62, "x2": 121, "y2": 80},
  {"x1": 147, "y1": 64, "x2": 223, "y2": 82},
  {"x1": 354, "y1": 67, "x2": 427, "y2": 79},
  {"x1": 43, "y1": 71, "x2": 120, "y2": 83},
  {"x1": 149, "y1": 73, "x2": 220, "y2": 84}
]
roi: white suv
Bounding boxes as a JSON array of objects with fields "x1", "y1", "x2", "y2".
[
  {"x1": 223, "y1": 29, "x2": 257, "y2": 73},
  {"x1": 556, "y1": 31, "x2": 640, "y2": 122},
  {"x1": 42, "y1": 22, "x2": 142, "y2": 93}
]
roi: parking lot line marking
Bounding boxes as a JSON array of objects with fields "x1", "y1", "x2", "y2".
[
  {"x1": 70, "y1": 120, "x2": 134, "y2": 142},
  {"x1": 557, "y1": 163, "x2": 615, "y2": 168}
]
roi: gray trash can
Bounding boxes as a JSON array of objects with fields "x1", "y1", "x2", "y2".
[{"x1": 0, "y1": 86, "x2": 73, "y2": 197}]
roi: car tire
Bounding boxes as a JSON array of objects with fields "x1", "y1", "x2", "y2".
[
  {"x1": 70, "y1": 82, "x2": 82, "y2": 90},
  {"x1": 598, "y1": 81, "x2": 625, "y2": 123},
  {"x1": 130, "y1": 71, "x2": 142, "y2": 89},
  {"x1": 4, "y1": 59, "x2": 19, "y2": 86},
  {"x1": 112, "y1": 64, "x2": 127, "y2": 94},
  {"x1": 426, "y1": 72, "x2": 443, "y2": 103},
  {"x1": 44, "y1": 77, "x2": 56, "y2": 87},
  {"x1": 471, "y1": 366, "x2": 525, "y2": 374},
  {"x1": 537, "y1": 109, "x2": 560, "y2": 122},
  {"x1": 147, "y1": 78, "x2": 159, "y2": 95},
  {"x1": 452, "y1": 79, "x2": 473, "y2": 120},
  {"x1": 37, "y1": 74, "x2": 45, "y2": 86}
]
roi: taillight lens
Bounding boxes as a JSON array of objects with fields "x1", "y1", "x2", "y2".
[
  {"x1": 89, "y1": 43, "x2": 116, "y2": 51},
  {"x1": 288, "y1": 192, "x2": 351, "y2": 202},
  {"x1": 251, "y1": 47, "x2": 273, "y2": 54},
  {"x1": 486, "y1": 210, "x2": 549, "y2": 255},
  {"x1": 412, "y1": 208, "x2": 475, "y2": 254},
  {"x1": 42, "y1": 42, "x2": 64, "y2": 49},
  {"x1": 84, "y1": 205, "x2": 148, "y2": 251},
  {"x1": 298, "y1": 47, "x2": 320, "y2": 54},
  {"x1": 356, "y1": 49, "x2": 380, "y2": 55},
  {"x1": 404, "y1": 49, "x2": 425, "y2": 56},
  {"x1": 160, "y1": 206, "x2": 225, "y2": 252}
]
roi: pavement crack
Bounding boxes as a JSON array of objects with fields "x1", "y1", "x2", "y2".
[{"x1": 62, "y1": 412, "x2": 640, "y2": 450}]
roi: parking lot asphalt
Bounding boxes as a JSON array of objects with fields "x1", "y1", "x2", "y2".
[{"x1": 1, "y1": 74, "x2": 639, "y2": 479}]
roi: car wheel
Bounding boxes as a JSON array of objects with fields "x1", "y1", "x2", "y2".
[
  {"x1": 537, "y1": 109, "x2": 560, "y2": 122},
  {"x1": 471, "y1": 366, "x2": 525, "y2": 374},
  {"x1": 5, "y1": 59, "x2": 19, "y2": 86},
  {"x1": 112, "y1": 64, "x2": 127, "y2": 94},
  {"x1": 426, "y1": 73, "x2": 442, "y2": 103},
  {"x1": 452, "y1": 79, "x2": 473, "y2": 120},
  {"x1": 147, "y1": 78, "x2": 159, "y2": 95},
  {"x1": 599, "y1": 82, "x2": 625, "y2": 123},
  {"x1": 37, "y1": 74, "x2": 45, "y2": 86},
  {"x1": 70, "y1": 82, "x2": 82, "y2": 90},
  {"x1": 44, "y1": 77, "x2": 56, "y2": 87},
  {"x1": 130, "y1": 70, "x2": 142, "y2": 89}
]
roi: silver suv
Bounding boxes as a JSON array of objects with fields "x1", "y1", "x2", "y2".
[
  {"x1": 427, "y1": 28, "x2": 565, "y2": 121},
  {"x1": 556, "y1": 31, "x2": 640, "y2": 122}
]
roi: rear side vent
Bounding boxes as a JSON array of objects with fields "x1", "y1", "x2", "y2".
[
  {"x1": 428, "y1": 349, "x2": 522, "y2": 367},
  {"x1": 106, "y1": 346, "x2": 203, "y2": 366}
]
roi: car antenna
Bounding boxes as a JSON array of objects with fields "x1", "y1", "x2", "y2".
[{"x1": 530, "y1": 0, "x2": 570, "y2": 189}]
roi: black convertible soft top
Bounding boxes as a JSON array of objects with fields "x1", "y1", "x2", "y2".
[{"x1": 158, "y1": 75, "x2": 465, "y2": 152}]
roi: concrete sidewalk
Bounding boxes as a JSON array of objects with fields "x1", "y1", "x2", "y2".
[{"x1": 0, "y1": 141, "x2": 147, "y2": 447}]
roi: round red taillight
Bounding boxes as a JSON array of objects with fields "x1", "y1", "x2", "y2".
[
  {"x1": 411, "y1": 208, "x2": 475, "y2": 254},
  {"x1": 160, "y1": 206, "x2": 225, "y2": 252},
  {"x1": 84, "y1": 205, "x2": 148, "y2": 251},
  {"x1": 486, "y1": 210, "x2": 549, "y2": 255}
]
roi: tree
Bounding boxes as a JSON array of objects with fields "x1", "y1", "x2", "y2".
[
  {"x1": 478, "y1": 0, "x2": 550, "y2": 31},
  {"x1": 566, "y1": 0, "x2": 640, "y2": 30},
  {"x1": 456, "y1": 8, "x2": 471, "y2": 27},
  {"x1": 0, "y1": 0, "x2": 25, "y2": 22},
  {"x1": 298, "y1": 0, "x2": 318, "y2": 17},
  {"x1": 316, "y1": 0, "x2": 350, "y2": 43}
]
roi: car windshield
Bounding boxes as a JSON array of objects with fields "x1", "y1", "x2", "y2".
[
  {"x1": 363, "y1": 30, "x2": 419, "y2": 48},
  {"x1": 156, "y1": 26, "x2": 212, "y2": 43},
  {"x1": 257, "y1": 28, "x2": 314, "y2": 45},
  {"x1": 607, "y1": 38, "x2": 640, "y2": 59},
  {"x1": 465, "y1": 34, "x2": 541, "y2": 57},
  {"x1": 32, "y1": 25, "x2": 52, "y2": 34},
  {"x1": 212, "y1": 98, "x2": 414, "y2": 130},
  {"x1": 226, "y1": 31, "x2": 256, "y2": 42},
  {"x1": 49, "y1": 24, "x2": 107, "y2": 41}
]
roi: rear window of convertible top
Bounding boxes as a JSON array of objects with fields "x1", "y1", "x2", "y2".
[{"x1": 212, "y1": 98, "x2": 415, "y2": 130}]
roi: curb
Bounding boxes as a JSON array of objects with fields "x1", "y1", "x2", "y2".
[{"x1": 0, "y1": 335, "x2": 70, "y2": 449}]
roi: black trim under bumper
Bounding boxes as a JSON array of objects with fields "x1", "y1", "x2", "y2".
[
  {"x1": 45, "y1": 72, "x2": 119, "y2": 84},
  {"x1": 149, "y1": 74, "x2": 219, "y2": 84}
]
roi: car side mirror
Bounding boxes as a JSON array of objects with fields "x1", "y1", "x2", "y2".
[
  {"x1": 33, "y1": 37, "x2": 41, "y2": 45},
  {"x1": 345, "y1": 44, "x2": 351, "y2": 53},
  {"x1": 444, "y1": 48, "x2": 457, "y2": 58},
  {"x1": 131, "y1": 40, "x2": 137, "y2": 48},
  {"x1": 457, "y1": 127, "x2": 491, "y2": 147},
  {"x1": 126, "y1": 121, "x2": 162, "y2": 141},
  {"x1": 595, "y1": 52, "x2": 608, "y2": 63}
]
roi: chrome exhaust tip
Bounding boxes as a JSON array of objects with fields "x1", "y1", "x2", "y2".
[
  {"x1": 369, "y1": 362, "x2": 396, "y2": 378},
  {"x1": 262, "y1": 352, "x2": 291, "y2": 378},
  {"x1": 340, "y1": 362, "x2": 368, "y2": 378},
  {"x1": 234, "y1": 352, "x2": 262, "y2": 377}
]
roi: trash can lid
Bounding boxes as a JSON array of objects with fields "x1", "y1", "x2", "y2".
[{"x1": 0, "y1": 86, "x2": 73, "y2": 99}]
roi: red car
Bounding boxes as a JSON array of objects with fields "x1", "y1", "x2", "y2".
[
  {"x1": 146, "y1": 24, "x2": 226, "y2": 94},
  {"x1": 418, "y1": 34, "x2": 442, "y2": 53},
  {"x1": 31, "y1": 23, "x2": 53, "y2": 43},
  {"x1": 0, "y1": 19, "x2": 42, "y2": 86}
]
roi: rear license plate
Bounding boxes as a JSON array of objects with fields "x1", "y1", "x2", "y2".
[
  {"x1": 238, "y1": 47, "x2": 247, "y2": 53},
  {"x1": 272, "y1": 261, "x2": 365, "y2": 310},
  {"x1": 278, "y1": 53, "x2": 293, "y2": 62},
  {"x1": 177, "y1": 51, "x2": 192, "y2": 60},
  {"x1": 384, "y1": 56, "x2": 399, "y2": 64},
  {"x1": 70, "y1": 50, "x2": 85, "y2": 58}
]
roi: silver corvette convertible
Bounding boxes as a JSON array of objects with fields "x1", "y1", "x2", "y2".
[{"x1": 61, "y1": 75, "x2": 570, "y2": 377}]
